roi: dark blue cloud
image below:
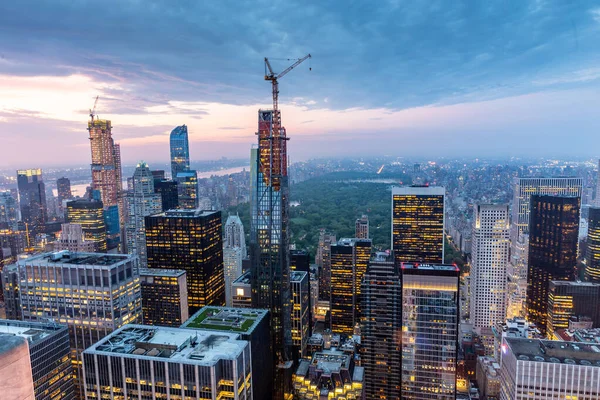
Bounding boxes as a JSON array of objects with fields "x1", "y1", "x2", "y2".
[{"x1": 0, "y1": 0, "x2": 599, "y2": 111}]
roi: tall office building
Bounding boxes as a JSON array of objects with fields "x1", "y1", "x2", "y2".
[
  {"x1": 139, "y1": 268, "x2": 188, "y2": 327},
  {"x1": 175, "y1": 170, "x2": 199, "y2": 209},
  {"x1": 82, "y1": 325, "x2": 252, "y2": 400},
  {"x1": 153, "y1": 179, "x2": 179, "y2": 211},
  {"x1": 145, "y1": 209, "x2": 225, "y2": 313},
  {"x1": 224, "y1": 214, "x2": 247, "y2": 255},
  {"x1": 470, "y1": 204, "x2": 510, "y2": 352},
  {"x1": 526, "y1": 195, "x2": 580, "y2": 336},
  {"x1": 499, "y1": 338, "x2": 600, "y2": 399},
  {"x1": 17, "y1": 168, "x2": 47, "y2": 232},
  {"x1": 88, "y1": 118, "x2": 122, "y2": 209},
  {"x1": 125, "y1": 162, "x2": 162, "y2": 267},
  {"x1": 400, "y1": 263, "x2": 459, "y2": 400},
  {"x1": 330, "y1": 238, "x2": 371, "y2": 335},
  {"x1": 249, "y1": 108, "x2": 292, "y2": 391},
  {"x1": 392, "y1": 186, "x2": 445, "y2": 266},
  {"x1": 54, "y1": 223, "x2": 97, "y2": 252},
  {"x1": 169, "y1": 125, "x2": 190, "y2": 179},
  {"x1": 586, "y1": 207, "x2": 600, "y2": 282},
  {"x1": 290, "y1": 249, "x2": 310, "y2": 272},
  {"x1": 0, "y1": 190, "x2": 19, "y2": 229},
  {"x1": 16, "y1": 251, "x2": 142, "y2": 397},
  {"x1": 1, "y1": 264, "x2": 21, "y2": 320},
  {"x1": 290, "y1": 270, "x2": 310, "y2": 358},
  {"x1": 355, "y1": 214, "x2": 369, "y2": 239},
  {"x1": 361, "y1": 260, "x2": 401, "y2": 400},
  {"x1": 316, "y1": 229, "x2": 336, "y2": 302},
  {"x1": 0, "y1": 319, "x2": 74, "y2": 400},
  {"x1": 547, "y1": 280, "x2": 600, "y2": 334},
  {"x1": 224, "y1": 246, "x2": 243, "y2": 307},
  {"x1": 56, "y1": 177, "x2": 72, "y2": 215},
  {"x1": 66, "y1": 199, "x2": 107, "y2": 252}
]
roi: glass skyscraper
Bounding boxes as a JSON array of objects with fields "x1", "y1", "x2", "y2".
[
  {"x1": 17, "y1": 168, "x2": 47, "y2": 235},
  {"x1": 66, "y1": 199, "x2": 107, "y2": 252},
  {"x1": 169, "y1": 124, "x2": 190, "y2": 179},
  {"x1": 586, "y1": 207, "x2": 600, "y2": 282}
]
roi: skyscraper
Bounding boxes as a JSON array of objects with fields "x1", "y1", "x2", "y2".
[
  {"x1": 17, "y1": 168, "x2": 47, "y2": 233},
  {"x1": 330, "y1": 238, "x2": 371, "y2": 335},
  {"x1": 392, "y1": 186, "x2": 445, "y2": 266},
  {"x1": 125, "y1": 162, "x2": 162, "y2": 267},
  {"x1": 139, "y1": 268, "x2": 188, "y2": 327},
  {"x1": 250, "y1": 108, "x2": 292, "y2": 394},
  {"x1": 290, "y1": 249, "x2": 310, "y2": 272},
  {"x1": 470, "y1": 204, "x2": 510, "y2": 353},
  {"x1": 224, "y1": 214, "x2": 247, "y2": 255},
  {"x1": 175, "y1": 170, "x2": 199, "y2": 209},
  {"x1": 224, "y1": 246, "x2": 243, "y2": 307},
  {"x1": 170, "y1": 124, "x2": 190, "y2": 179},
  {"x1": 153, "y1": 179, "x2": 179, "y2": 211},
  {"x1": 400, "y1": 263, "x2": 459, "y2": 400},
  {"x1": 56, "y1": 177, "x2": 72, "y2": 214},
  {"x1": 0, "y1": 190, "x2": 19, "y2": 229},
  {"x1": 66, "y1": 199, "x2": 107, "y2": 252},
  {"x1": 546, "y1": 280, "x2": 600, "y2": 335},
  {"x1": 145, "y1": 209, "x2": 225, "y2": 313},
  {"x1": 586, "y1": 207, "x2": 600, "y2": 282},
  {"x1": 290, "y1": 270, "x2": 310, "y2": 358},
  {"x1": 54, "y1": 223, "x2": 97, "y2": 252},
  {"x1": 88, "y1": 118, "x2": 122, "y2": 209},
  {"x1": 16, "y1": 251, "x2": 142, "y2": 397},
  {"x1": 316, "y1": 229, "x2": 336, "y2": 302},
  {"x1": 355, "y1": 214, "x2": 369, "y2": 239},
  {"x1": 361, "y1": 260, "x2": 401, "y2": 400},
  {"x1": 526, "y1": 195, "x2": 580, "y2": 336}
]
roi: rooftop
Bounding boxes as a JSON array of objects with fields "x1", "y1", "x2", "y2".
[
  {"x1": 182, "y1": 307, "x2": 267, "y2": 335},
  {"x1": 401, "y1": 262, "x2": 460, "y2": 272},
  {"x1": 0, "y1": 319, "x2": 67, "y2": 344},
  {"x1": 17, "y1": 251, "x2": 132, "y2": 267},
  {"x1": 139, "y1": 268, "x2": 186, "y2": 278},
  {"x1": 550, "y1": 280, "x2": 600, "y2": 288},
  {"x1": 85, "y1": 325, "x2": 246, "y2": 366},
  {"x1": 392, "y1": 185, "x2": 445, "y2": 196},
  {"x1": 158, "y1": 209, "x2": 217, "y2": 218},
  {"x1": 290, "y1": 271, "x2": 308, "y2": 282},
  {"x1": 554, "y1": 328, "x2": 600, "y2": 344},
  {"x1": 505, "y1": 337, "x2": 600, "y2": 367},
  {"x1": 232, "y1": 271, "x2": 251, "y2": 285}
]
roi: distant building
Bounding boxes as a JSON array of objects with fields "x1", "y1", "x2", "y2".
[
  {"x1": 586, "y1": 207, "x2": 600, "y2": 282},
  {"x1": 153, "y1": 179, "x2": 179, "y2": 211},
  {"x1": 56, "y1": 177, "x2": 72, "y2": 215},
  {"x1": 355, "y1": 214, "x2": 369, "y2": 239},
  {"x1": 0, "y1": 190, "x2": 18, "y2": 229},
  {"x1": 83, "y1": 324, "x2": 252, "y2": 400},
  {"x1": 400, "y1": 263, "x2": 459, "y2": 399},
  {"x1": 182, "y1": 306, "x2": 271, "y2": 400},
  {"x1": 224, "y1": 214, "x2": 246, "y2": 255},
  {"x1": 392, "y1": 186, "x2": 445, "y2": 265},
  {"x1": 16, "y1": 251, "x2": 142, "y2": 397},
  {"x1": 1, "y1": 264, "x2": 21, "y2": 320},
  {"x1": 54, "y1": 223, "x2": 97, "y2": 252},
  {"x1": 140, "y1": 268, "x2": 188, "y2": 327},
  {"x1": 547, "y1": 280, "x2": 600, "y2": 334},
  {"x1": 330, "y1": 238, "x2": 371, "y2": 335},
  {"x1": 175, "y1": 170, "x2": 199, "y2": 209},
  {"x1": 526, "y1": 195, "x2": 580, "y2": 336},
  {"x1": 361, "y1": 260, "x2": 401, "y2": 400},
  {"x1": 66, "y1": 199, "x2": 107, "y2": 252},
  {"x1": 0, "y1": 319, "x2": 74, "y2": 400},
  {"x1": 293, "y1": 348, "x2": 364, "y2": 400},
  {"x1": 145, "y1": 209, "x2": 224, "y2": 313},
  {"x1": 499, "y1": 338, "x2": 600, "y2": 399},
  {"x1": 290, "y1": 271, "x2": 310, "y2": 358},
  {"x1": 316, "y1": 230, "x2": 336, "y2": 302},
  {"x1": 231, "y1": 271, "x2": 252, "y2": 308},
  {"x1": 0, "y1": 334, "x2": 35, "y2": 400},
  {"x1": 126, "y1": 162, "x2": 162, "y2": 267},
  {"x1": 470, "y1": 204, "x2": 510, "y2": 353},
  {"x1": 17, "y1": 168, "x2": 47, "y2": 234},
  {"x1": 170, "y1": 125, "x2": 190, "y2": 179},
  {"x1": 223, "y1": 215, "x2": 246, "y2": 307}
]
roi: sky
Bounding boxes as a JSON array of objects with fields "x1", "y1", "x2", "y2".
[{"x1": 0, "y1": 1, "x2": 599, "y2": 167}]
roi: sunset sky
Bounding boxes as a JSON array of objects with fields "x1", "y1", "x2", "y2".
[{"x1": 0, "y1": 1, "x2": 599, "y2": 167}]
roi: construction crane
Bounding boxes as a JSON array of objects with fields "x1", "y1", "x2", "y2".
[{"x1": 89, "y1": 95, "x2": 99, "y2": 122}]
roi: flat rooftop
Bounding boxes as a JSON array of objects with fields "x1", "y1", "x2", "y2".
[
  {"x1": 86, "y1": 325, "x2": 246, "y2": 366},
  {"x1": 506, "y1": 338, "x2": 600, "y2": 366},
  {"x1": 290, "y1": 271, "x2": 308, "y2": 282},
  {"x1": 17, "y1": 251, "x2": 131, "y2": 267},
  {"x1": 159, "y1": 209, "x2": 217, "y2": 218},
  {"x1": 550, "y1": 280, "x2": 600, "y2": 288},
  {"x1": 392, "y1": 185, "x2": 445, "y2": 196},
  {"x1": 233, "y1": 271, "x2": 251, "y2": 285},
  {"x1": 401, "y1": 262, "x2": 459, "y2": 272},
  {"x1": 182, "y1": 307, "x2": 267, "y2": 334},
  {"x1": 140, "y1": 268, "x2": 186, "y2": 278},
  {"x1": 0, "y1": 320, "x2": 66, "y2": 343},
  {"x1": 313, "y1": 350, "x2": 351, "y2": 374}
]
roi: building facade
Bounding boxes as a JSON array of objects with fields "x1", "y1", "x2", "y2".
[
  {"x1": 224, "y1": 214, "x2": 247, "y2": 254},
  {"x1": 0, "y1": 319, "x2": 74, "y2": 400},
  {"x1": 139, "y1": 268, "x2": 188, "y2": 327},
  {"x1": 290, "y1": 271, "x2": 310, "y2": 358},
  {"x1": 16, "y1": 251, "x2": 142, "y2": 397},
  {"x1": 175, "y1": 170, "x2": 199, "y2": 209},
  {"x1": 316, "y1": 229, "x2": 335, "y2": 302},
  {"x1": 54, "y1": 223, "x2": 97, "y2": 253},
  {"x1": 547, "y1": 280, "x2": 600, "y2": 334},
  {"x1": 361, "y1": 260, "x2": 401, "y2": 400},
  {"x1": 17, "y1": 168, "x2": 47, "y2": 233},
  {"x1": 224, "y1": 246, "x2": 243, "y2": 307},
  {"x1": 231, "y1": 271, "x2": 252, "y2": 308},
  {"x1": 66, "y1": 199, "x2": 107, "y2": 252},
  {"x1": 169, "y1": 125, "x2": 190, "y2": 179},
  {"x1": 330, "y1": 238, "x2": 371, "y2": 335},
  {"x1": 392, "y1": 186, "x2": 445, "y2": 265},
  {"x1": 82, "y1": 325, "x2": 252, "y2": 400},
  {"x1": 56, "y1": 177, "x2": 72, "y2": 215},
  {"x1": 355, "y1": 214, "x2": 369, "y2": 239},
  {"x1": 400, "y1": 263, "x2": 459, "y2": 400},
  {"x1": 470, "y1": 204, "x2": 510, "y2": 353},
  {"x1": 153, "y1": 179, "x2": 179, "y2": 211},
  {"x1": 526, "y1": 195, "x2": 580, "y2": 336},
  {"x1": 586, "y1": 207, "x2": 600, "y2": 282},
  {"x1": 145, "y1": 209, "x2": 224, "y2": 313},
  {"x1": 0, "y1": 334, "x2": 35, "y2": 400}
]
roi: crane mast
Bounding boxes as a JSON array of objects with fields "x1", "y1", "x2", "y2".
[{"x1": 89, "y1": 95, "x2": 99, "y2": 122}]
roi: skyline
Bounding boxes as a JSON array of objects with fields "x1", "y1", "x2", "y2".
[{"x1": 0, "y1": 1, "x2": 600, "y2": 167}]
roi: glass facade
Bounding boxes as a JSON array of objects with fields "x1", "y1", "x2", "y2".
[
  {"x1": 316, "y1": 229, "x2": 336, "y2": 302},
  {"x1": 66, "y1": 199, "x2": 107, "y2": 252},
  {"x1": 17, "y1": 168, "x2": 47, "y2": 233},
  {"x1": 547, "y1": 281, "x2": 600, "y2": 334},
  {"x1": 290, "y1": 271, "x2": 310, "y2": 358},
  {"x1": 154, "y1": 179, "x2": 179, "y2": 211},
  {"x1": 392, "y1": 186, "x2": 445, "y2": 266},
  {"x1": 140, "y1": 268, "x2": 188, "y2": 327},
  {"x1": 169, "y1": 125, "x2": 190, "y2": 180},
  {"x1": 526, "y1": 195, "x2": 580, "y2": 336},
  {"x1": 145, "y1": 209, "x2": 225, "y2": 314},
  {"x1": 401, "y1": 264, "x2": 459, "y2": 400},
  {"x1": 175, "y1": 171, "x2": 199, "y2": 209},
  {"x1": 586, "y1": 207, "x2": 600, "y2": 282}
]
